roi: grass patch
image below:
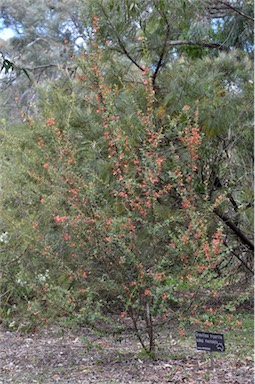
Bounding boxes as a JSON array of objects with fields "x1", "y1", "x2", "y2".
[{"x1": 224, "y1": 312, "x2": 254, "y2": 358}]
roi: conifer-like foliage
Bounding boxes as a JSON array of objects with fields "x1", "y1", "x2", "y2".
[{"x1": 0, "y1": 1, "x2": 253, "y2": 350}]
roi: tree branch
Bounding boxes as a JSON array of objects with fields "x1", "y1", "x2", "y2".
[
  {"x1": 117, "y1": 40, "x2": 145, "y2": 72},
  {"x1": 99, "y1": 5, "x2": 145, "y2": 73},
  {"x1": 214, "y1": 208, "x2": 254, "y2": 251},
  {"x1": 168, "y1": 39, "x2": 228, "y2": 50},
  {"x1": 230, "y1": 248, "x2": 254, "y2": 275},
  {"x1": 151, "y1": 23, "x2": 170, "y2": 89},
  {"x1": 216, "y1": 1, "x2": 254, "y2": 22},
  {"x1": 26, "y1": 63, "x2": 59, "y2": 71}
]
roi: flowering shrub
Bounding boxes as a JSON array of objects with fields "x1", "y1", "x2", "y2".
[{"x1": 0, "y1": 18, "x2": 233, "y2": 352}]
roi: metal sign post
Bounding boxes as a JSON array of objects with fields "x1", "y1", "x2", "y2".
[{"x1": 210, "y1": 351, "x2": 214, "y2": 370}]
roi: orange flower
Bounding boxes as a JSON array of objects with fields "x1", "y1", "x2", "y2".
[
  {"x1": 45, "y1": 118, "x2": 55, "y2": 126},
  {"x1": 144, "y1": 289, "x2": 151, "y2": 296},
  {"x1": 162, "y1": 292, "x2": 168, "y2": 301},
  {"x1": 54, "y1": 215, "x2": 67, "y2": 223},
  {"x1": 63, "y1": 233, "x2": 70, "y2": 241}
]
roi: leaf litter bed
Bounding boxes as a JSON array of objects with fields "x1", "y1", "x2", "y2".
[{"x1": 0, "y1": 324, "x2": 253, "y2": 383}]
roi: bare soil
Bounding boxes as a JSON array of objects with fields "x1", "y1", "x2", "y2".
[{"x1": 0, "y1": 324, "x2": 253, "y2": 383}]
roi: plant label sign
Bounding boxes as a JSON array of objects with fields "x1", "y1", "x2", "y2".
[{"x1": 195, "y1": 331, "x2": 225, "y2": 352}]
